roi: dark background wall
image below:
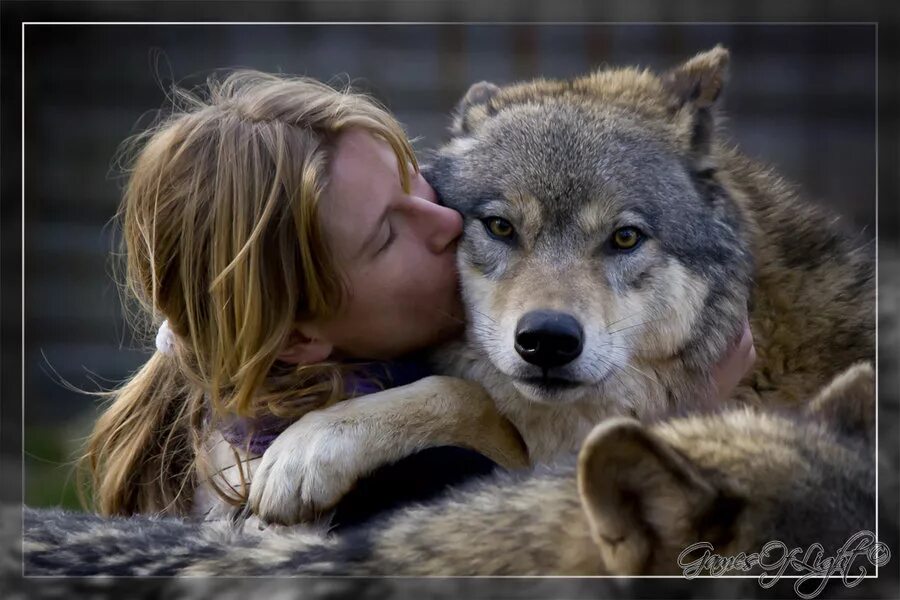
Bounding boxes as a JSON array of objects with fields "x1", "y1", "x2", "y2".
[{"x1": 21, "y1": 23, "x2": 876, "y2": 506}]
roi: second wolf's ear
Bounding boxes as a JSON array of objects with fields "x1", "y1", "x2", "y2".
[
  {"x1": 451, "y1": 81, "x2": 501, "y2": 137},
  {"x1": 662, "y1": 45, "x2": 730, "y2": 160},
  {"x1": 807, "y1": 362, "x2": 875, "y2": 442},
  {"x1": 577, "y1": 418, "x2": 719, "y2": 575}
]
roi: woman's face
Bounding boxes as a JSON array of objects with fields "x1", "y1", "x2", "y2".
[{"x1": 304, "y1": 129, "x2": 466, "y2": 360}]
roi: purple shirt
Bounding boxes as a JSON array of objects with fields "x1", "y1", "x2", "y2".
[{"x1": 217, "y1": 358, "x2": 434, "y2": 455}]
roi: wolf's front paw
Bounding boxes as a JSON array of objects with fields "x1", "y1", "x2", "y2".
[{"x1": 248, "y1": 412, "x2": 361, "y2": 525}]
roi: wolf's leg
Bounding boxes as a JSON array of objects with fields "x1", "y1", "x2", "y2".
[{"x1": 248, "y1": 375, "x2": 529, "y2": 525}]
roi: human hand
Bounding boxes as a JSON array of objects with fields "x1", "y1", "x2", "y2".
[{"x1": 708, "y1": 319, "x2": 756, "y2": 402}]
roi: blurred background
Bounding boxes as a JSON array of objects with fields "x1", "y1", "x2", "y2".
[{"x1": 21, "y1": 23, "x2": 876, "y2": 508}]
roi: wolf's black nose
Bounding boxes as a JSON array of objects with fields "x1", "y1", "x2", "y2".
[{"x1": 514, "y1": 310, "x2": 584, "y2": 368}]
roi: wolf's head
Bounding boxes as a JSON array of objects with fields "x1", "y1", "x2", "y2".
[
  {"x1": 577, "y1": 362, "x2": 877, "y2": 575},
  {"x1": 426, "y1": 47, "x2": 753, "y2": 405}
]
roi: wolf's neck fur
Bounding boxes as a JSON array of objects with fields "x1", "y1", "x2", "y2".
[{"x1": 717, "y1": 147, "x2": 875, "y2": 408}]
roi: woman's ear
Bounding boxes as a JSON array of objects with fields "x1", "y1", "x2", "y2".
[{"x1": 277, "y1": 326, "x2": 333, "y2": 365}]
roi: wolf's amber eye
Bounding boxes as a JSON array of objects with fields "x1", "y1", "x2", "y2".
[
  {"x1": 611, "y1": 226, "x2": 642, "y2": 250},
  {"x1": 483, "y1": 217, "x2": 515, "y2": 240}
]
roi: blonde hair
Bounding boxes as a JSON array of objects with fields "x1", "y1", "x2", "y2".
[{"x1": 79, "y1": 70, "x2": 419, "y2": 516}]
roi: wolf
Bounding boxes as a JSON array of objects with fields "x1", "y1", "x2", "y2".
[
  {"x1": 19, "y1": 362, "x2": 877, "y2": 578},
  {"x1": 242, "y1": 46, "x2": 875, "y2": 525}
]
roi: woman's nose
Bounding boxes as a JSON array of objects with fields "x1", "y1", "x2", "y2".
[{"x1": 411, "y1": 196, "x2": 463, "y2": 254}]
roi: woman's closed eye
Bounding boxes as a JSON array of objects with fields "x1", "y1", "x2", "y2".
[{"x1": 377, "y1": 224, "x2": 396, "y2": 255}]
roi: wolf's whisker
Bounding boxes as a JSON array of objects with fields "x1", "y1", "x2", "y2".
[
  {"x1": 623, "y1": 363, "x2": 660, "y2": 386},
  {"x1": 467, "y1": 306, "x2": 499, "y2": 326},
  {"x1": 595, "y1": 356, "x2": 631, "y2": 391},
  {"x1": 604, "y1": 344, "x2": 633, "y2": 351},
  {"x1": 607, "y1": 317, "x2": 667, "y2": 335},
  {"x1": 604, "y1": 312, "x2": 643, "y2": 330},
  {"x1": 430, "y1": 307, "x2": 468, "y2": 326}
]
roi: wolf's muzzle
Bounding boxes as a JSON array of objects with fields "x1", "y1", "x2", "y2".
[{"x1": 514, "y1": 310, "x2": 584, "y2": 368}]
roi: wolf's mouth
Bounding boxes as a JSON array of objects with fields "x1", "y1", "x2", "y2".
[{"x1": 518, "y1": 376, "x2": 583, "y2": 390}]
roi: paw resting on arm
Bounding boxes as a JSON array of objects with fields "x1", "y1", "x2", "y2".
[
  {"x1": 248, "y1": 409, "x2": 363, "y2": 525},
  {"x1": 248, "y1": 375, "x2": 529, "y2": 526}
]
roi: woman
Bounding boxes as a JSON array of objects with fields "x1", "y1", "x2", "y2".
[{"x1": 81, "y1": 70, "x2": 754, "y2": 521}]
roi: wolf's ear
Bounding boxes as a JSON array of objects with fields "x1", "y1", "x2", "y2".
[
  {"x1": 451, "y1": 81, "x2": 501, "y2": 137},
  {"x1": 662, "y1": 45, "x2": 730, "y2": 159},
  {"x1": 577, "y1": 418, "x2": 720, "y2": 575},
  {"x1": 807, "y1": 362, "x2": 875, "y2": 442}
]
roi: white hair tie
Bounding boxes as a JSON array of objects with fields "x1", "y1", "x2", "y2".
[{"x1": 155, "y1": 319, "x2": 177, "y2": 356}]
